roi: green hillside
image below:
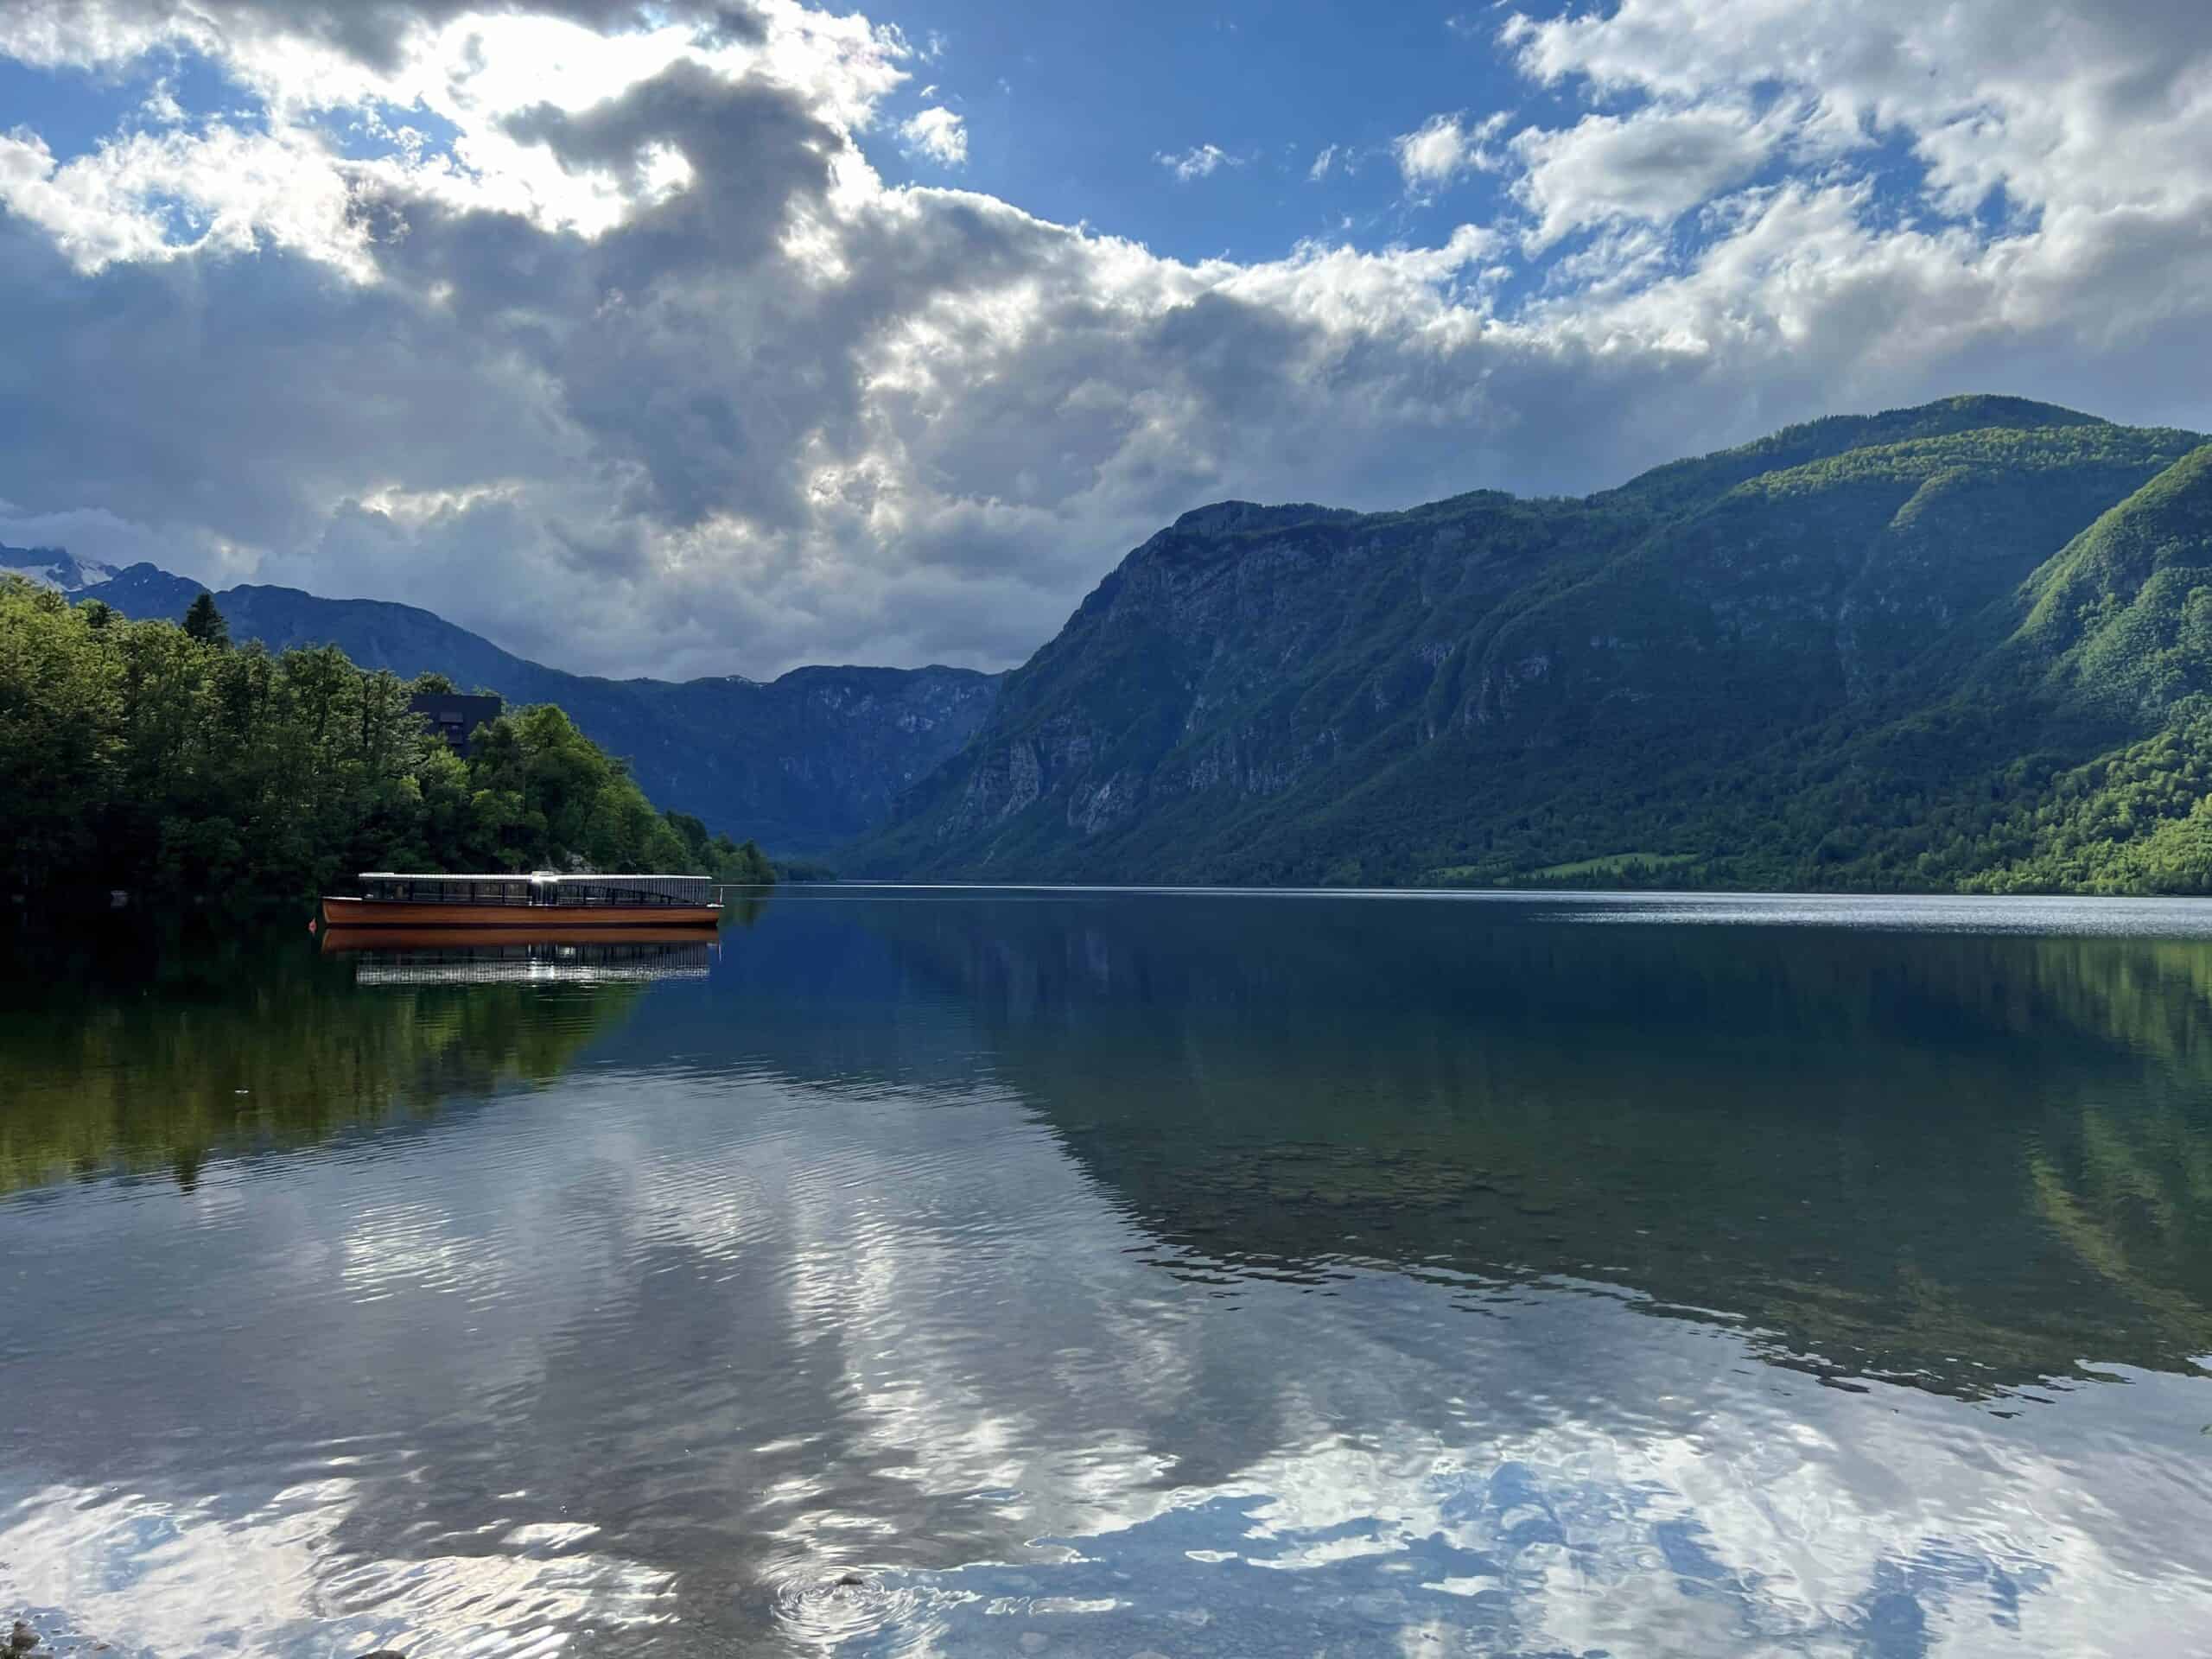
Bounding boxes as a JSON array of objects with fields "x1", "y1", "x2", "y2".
[
  {"x1": 851, "y1": 397, "x2": 2212, "y2": 893},
  {"x1": 0, "y1": 578, "x2": 776, "y2": 906}
]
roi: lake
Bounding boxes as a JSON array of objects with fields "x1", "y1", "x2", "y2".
[{"x1": 4, "y1": 887, "x2": 2212, "y2": 1657}]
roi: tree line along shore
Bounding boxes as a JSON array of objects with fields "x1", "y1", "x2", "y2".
[{"x1": 1, "y1": 577, "x2": 774, "y2": 910}]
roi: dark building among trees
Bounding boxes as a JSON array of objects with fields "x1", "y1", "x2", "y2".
[{"x1": 409, "y1": 692, "x2": 503, "y2": 757}]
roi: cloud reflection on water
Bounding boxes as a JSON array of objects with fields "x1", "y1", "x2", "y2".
[{"x1": 4, "y1": 894, "x2": 2212, "y2": 1655}]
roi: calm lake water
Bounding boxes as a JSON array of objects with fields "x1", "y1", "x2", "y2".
[{"x1": 5, "y1": 887, "x2": 2212, "y2": 1657}]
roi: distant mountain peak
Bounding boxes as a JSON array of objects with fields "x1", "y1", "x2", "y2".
[
  {"x1": 75, "y1": 562, "x2": 209, "y2": 614},
  {"x1": 0, "y1": 544, "x2": 119, "y2": 592},
  {"x1": 1604, "y1": 391, "x2": 2126, "y2": 518}
]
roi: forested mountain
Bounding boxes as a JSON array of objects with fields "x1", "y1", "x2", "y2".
[
  {"x1": 73, "y1": 574, "x2": 999, "y2": 854},
  {"x1": 853, "y1": 396, "x2": 2212, "y2": 892}
]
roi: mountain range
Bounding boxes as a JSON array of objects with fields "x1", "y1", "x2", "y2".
[
  {"x1": 851, "y1": 395, "x2": 2212, "y2": 892},
  {"x1": 29, "y1": 391, "x2": 2212, "y2": 891},
  {"x1": 41, "y1": 562, "x2": 998, "y2": 855}
]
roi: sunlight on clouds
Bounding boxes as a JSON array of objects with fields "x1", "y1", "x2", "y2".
[
  {"x1": 1220, "y1": 224, "x2": 1501, "y2": 332},
  {"x1": 1394, "y1": 111, "x2": 1509, "y2": 192},
  {"x1": 1509, "y1": 102, "x2": 1796, "y2": 250},
  {"x1": 353, "y1": 480, "x2": 526, "y2": 525},
  {"x1": 0, "y1": 3, "x2": 913, "y2": 244},
  {"x1": 0, "y1": 123, "x2": 367, "y2": 274},
  {"x1": 635, "y1": 140, "x2": 696, "y2": 203},
  {"x1": 898, "y1": 105, "x2": 967, "y2": 168},
  {"x1": 1500, "y1": 0, "x2": 2212, "y2": 226}
]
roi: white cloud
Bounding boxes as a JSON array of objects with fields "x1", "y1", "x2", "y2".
[
  {"x1": 1392, "y1": 111, "x2": 1508, "y2": 192},
  {"x1": 0, "y1": 120, "x2": 366, "y2": 274},
  {"x1": 139, "y1": 76, "x2": 185, "y2": 124},
  {"x1": 1499, "y1": 0, "x2": 2212, "y2": 224},
  {"x1": 898, "y1": 105, "x2": 966, "y2": 167},
  {"x1": 1307, "y1": 143, "x2": 1338, "y2": 182},
  {"x1": 1155, "y1": 143, "x2": 1237, "y2": 182},
  {"x1": 1510, "y1": 101, "x2": 1791, "y2": 248},
  {"x1": 0, "y1": 0, "x2": 2206, "y2": 683}
]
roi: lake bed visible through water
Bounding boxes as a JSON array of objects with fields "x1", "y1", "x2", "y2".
[{"x1": 3, "y1": 887, "x2": 2212, "y2": 1656}]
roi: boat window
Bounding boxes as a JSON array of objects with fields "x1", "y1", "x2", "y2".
[{"x1": 353, "y1": 874, "x2": 711, "y2": 907}]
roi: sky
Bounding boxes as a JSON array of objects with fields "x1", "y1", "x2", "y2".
[{"x1": 1, "y1": 1, "x2": 2209, "y2": 680}]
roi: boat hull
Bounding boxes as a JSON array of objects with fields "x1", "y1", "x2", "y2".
[
  {"x1": 321, "y1": 896, "x2": 720, "y2": 929},
  {"x1": 320, "y1": 924, "x2": 716, "y2": 952}
]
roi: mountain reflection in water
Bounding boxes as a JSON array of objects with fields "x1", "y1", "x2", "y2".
[
  {"x1": 3, "y1": 890, "x2": 2211, "y2": 1657},
  {"x1": 798, "y1": 892, "x2": 2212, "y2": 1397}
]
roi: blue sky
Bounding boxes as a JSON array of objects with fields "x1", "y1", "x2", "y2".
[
  {"x1": 859, "y1": 2, "x2": 1555, "y2": 264},
  {"x1": 0, "y1": 0, "x2": 2207, "y2": 678}
]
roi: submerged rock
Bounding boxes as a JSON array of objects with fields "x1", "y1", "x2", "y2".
[{"x1": 9, "y1": 1622, "x2": 39, "y2": 1653}]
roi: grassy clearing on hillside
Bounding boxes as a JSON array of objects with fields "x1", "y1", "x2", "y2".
[
  {"x1": 1422, "y1": 851, "x2": 1700, "y2": 886},
  {"x1": 1531, "y1": 851, "x2": 1700, "y2": 880}
]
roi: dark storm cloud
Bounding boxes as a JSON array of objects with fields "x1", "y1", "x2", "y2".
[
  {"x1": 375, "y1": 59, "x2": 853, "y2": 531},
  {"x1": 0, "y1": 213, "x2": 553, "y2": 557},
  {"x1": 499, "y1": 56, "x2": 827, "y2": 205}
]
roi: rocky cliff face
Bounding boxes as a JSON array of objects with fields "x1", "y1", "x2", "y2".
[
  {"x1": 76, "y1": 573, "x2": 1001, "y2": 854},
  {"x1": 853, "y1": 397, "x2": 2208, "y2": 886}
]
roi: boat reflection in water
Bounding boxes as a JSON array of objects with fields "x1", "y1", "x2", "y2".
[{"x1": 320, "y1": 925, "x2": 717, "y2": 986}]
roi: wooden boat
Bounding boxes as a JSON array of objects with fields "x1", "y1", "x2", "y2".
[{"x1": 321, "y1": 872, "x2": 721, "y2": 929}]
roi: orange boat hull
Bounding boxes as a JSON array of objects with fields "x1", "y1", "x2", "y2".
[
  {"x1": 321, "y1": 896, "x2": 720, "y2": 929},
  {"x1": 320, "y1": 924, "x2": 716, "y2": 953}
]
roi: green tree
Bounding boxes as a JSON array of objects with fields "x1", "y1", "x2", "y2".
[
  {"x1": 0, "y1": 579, "x2": 122, "y2": 894},
  {"x1": 181, "y1": 592, "x2": 230, "y2": 648}
]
